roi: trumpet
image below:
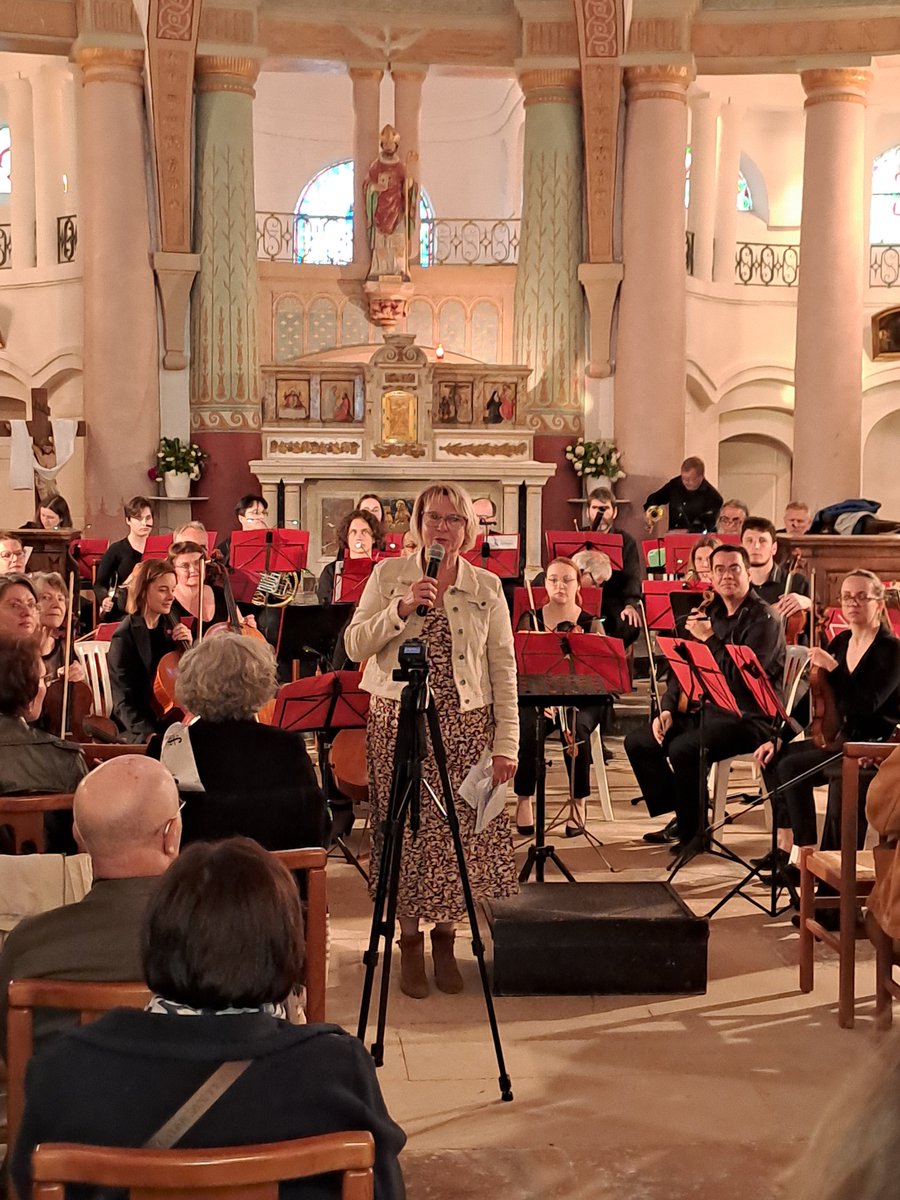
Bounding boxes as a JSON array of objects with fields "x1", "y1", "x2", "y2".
[{"x1": 644, "y1": 504, "x2": 665, "y2": 532}]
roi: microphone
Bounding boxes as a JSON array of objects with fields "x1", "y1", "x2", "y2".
[{"x1": 417, "y1": 543, "x2": 445, "y2": 616}]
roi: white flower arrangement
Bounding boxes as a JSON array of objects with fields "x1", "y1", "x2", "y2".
[
  {"x1": 151, "y1": 437, "x2": 207, "y2": 483},
  {"x1": 564, "y1": 437, "x2": 625, "y2": 481}
]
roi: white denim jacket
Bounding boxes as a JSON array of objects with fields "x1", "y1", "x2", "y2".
[{"x1": 344, "y1": 553, "x2": 519, "y2": 761}]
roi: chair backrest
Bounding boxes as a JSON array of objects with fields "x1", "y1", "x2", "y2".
[
  {"x1": 841, "y1": 743, "x2": 898, "y2": 891},
  {"x1": 74, "y1": 640, "x2": 113, "y2": 717},
  {"x1": 783, "y1": 644, "x2": 811, "y2": 715},
  {"x1": 6, "y1": 979, "x2": 151, "y2": 1196},
  {"x1": 30, "y1": 1132, "x2": 375, "y2": 1199},
  {"x1": 270, "y1": 848, "x2": 328, "y2": 1024},
  {"x1": 0, "y1": 793, "x2": 75, "y2": 854}
]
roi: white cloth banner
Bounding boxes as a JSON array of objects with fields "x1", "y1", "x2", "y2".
[{"x1": 8, "y1": 417, "x2": 79, "y2": 490}]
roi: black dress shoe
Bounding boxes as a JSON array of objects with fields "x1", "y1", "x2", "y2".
[
  {"x1": 643, "y1": 819, "x2": 679, "y2": 844},
  {"x1": 749, "y1": 848, "x2": 789, "y2": 871},
  {"x1": 758, "y1": 864, "x2": 800, "y2": 888},
  {"x1": 516, "y1": 822, "x2": 535, "y2": 837},
  {"x1": 668, "y1": 839, "x2": 700, "y2": 863}
]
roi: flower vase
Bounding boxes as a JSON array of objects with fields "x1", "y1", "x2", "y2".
[
  {"x1": 163, "y1": 471, "x2": 191, "y2": 499},
  {"x1": 583, "y1": 475, "x2": 612, "y2": 499}
]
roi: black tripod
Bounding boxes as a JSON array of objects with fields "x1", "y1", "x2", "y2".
[{"x1": 356, "y1": 642, "x2": 513, "y2": 1102}]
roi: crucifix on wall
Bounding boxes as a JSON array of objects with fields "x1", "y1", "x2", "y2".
[{"x1": 0, "y1": 388, "x2": 86, "y2": 508}]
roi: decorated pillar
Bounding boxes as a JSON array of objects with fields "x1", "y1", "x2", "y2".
[
  {"x1": 392, "y1": 67, "x2": 425, "y2": 262},
  {"x1": 75, "y1": 46, "x2": 159, "y2": 533},
  {"x1": 513, "y1": 68, "x2": 584, "y2": 434},
  {"x1": 793, "y1": 67, "x2": 871, "y2": 508},
  {"x1": 3, "y1": 76, "x2": 36, "y2": 269},
  {"x1": 712, "y1": 100, "x2": 742, "y2": 283},
  {"x1": 349, "y1": 66, "x2": 383, "y2": 269},
  {"x1": 687, "y1": 93, "x2": 717, "y2": 283},
  {"x1": 191, "y1": 55, "x2": 261, "y2": 535},
  {"x1": 615, "y1": 65, "x2": 691, "y2": 509}
]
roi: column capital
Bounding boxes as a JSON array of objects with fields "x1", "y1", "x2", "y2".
[
  {"x1": 391, "y1": 66, "x2": 428, "y2": 82},
  {"x1": 517, "y1": 66, "x2": 581, "y2": 107},
  {"x1": 624, "y1": 64, "x2": 693, "y2": 103},
  {"x1": 800, "y1": 67, "x2": 872, "y2": 108},
  {"x1": 347, "y1": 65, "x2": 385, "y2": 83},
  {"x1": 195, "y1": 55, "x2": 260, "y2": 96},
  {"x1": 75, "y1": 46, "x2": 144, "y2": 87}
]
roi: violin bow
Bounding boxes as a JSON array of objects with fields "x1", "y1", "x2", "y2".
[{"x1": 59, "y1": 570, "x2": 76, "y2": 739}]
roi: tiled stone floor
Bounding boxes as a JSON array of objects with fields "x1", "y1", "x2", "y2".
[{"x1": 327, "y1": 743, "x2": 882, "y2": 1199}]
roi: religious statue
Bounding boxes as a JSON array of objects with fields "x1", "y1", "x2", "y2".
[{"x1": 365, "y1": 124, "x2": 418, "y2": 282}]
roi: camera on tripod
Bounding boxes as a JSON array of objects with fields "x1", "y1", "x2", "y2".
[{"x1": 392, "y1": 638, "x2": 429, "y2": 682}]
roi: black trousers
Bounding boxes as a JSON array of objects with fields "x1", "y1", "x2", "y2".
[
  {"x1": 764, "y1": 741, "x2": 871, "y2": 850},
  {"x1": 624, "y1": 709, "x2": 765, "y2": 841},
  {"x1": 514, "y1": 704, "x2": 606, "y2": 800}
]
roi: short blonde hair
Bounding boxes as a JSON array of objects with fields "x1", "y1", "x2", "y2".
[
  {"x1": 175, "y1": 633, "x2": 277, "y2": 721},
  {"x1": 31, "y1": 571, "x2": 67, "y2": 597},
  {"x1": 174, "y1": 521, "x2": 208, "y2": 543},
  {"x1": 411, "y1": 482, "x2": 479, "y2": 552},
  {"x1": 571, "y1": 550, "x2": 612, "y2": 585}
]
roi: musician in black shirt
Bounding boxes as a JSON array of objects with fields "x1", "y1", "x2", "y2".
[{"x1": 644, "y1": 456, "x2": 723, "y2": 533}]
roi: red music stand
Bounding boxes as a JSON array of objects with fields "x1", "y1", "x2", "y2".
[
  {"x1": 231, "y1": 529, "x2": 309, "y2": 573},
  {"x1": 72, "y1": 538, "x2": 108, "y2": 583},
  {"x1": 663, "y1": 534, "x2": 702, "y2": 576},
  {"x1": 462, "y1": 534, "x2": 520, "y2": 578},
  {"x1": 642, "y1": 580, "x2": 708, "y2": 631},
  {"x1": 511, "y1": 587, "x2": 603, "y2": 632},
  {"x1": 274, "y1": 669, "x2": 370, "y2": 733},
  {"x1": 659, "y1": 639, "x2": 742, "y2": 716},
  {"x1": 725, "y1": 645, "x2": 792, "y2": 727},
  {"x1": 642, "y1": 537, "x2": 666, "y2": 571},
  {"x1": 335, "y1": 557, "x2": 376, "y2": 604},
  {"x1": 514, "y1": 631, "x2": 631, "y2": 694},
  {"x1": 545, "y1": 531, "x2": 624, "y2": 572},
  {"x1": 378, "y1": 534, "x2": 404, "y2": 558}
]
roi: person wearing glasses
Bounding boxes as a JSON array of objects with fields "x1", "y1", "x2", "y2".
[
  {"x1": 168, "y1": 541, "x2": 229, "y2": 630},
  {"x1": 0, "y1": 573, "x2": 40, "y2": 640},
  {"x1": 346, "y1": 482, "x2": 518, "y2": 1000},
  {"x1": 316, "y1": 508, "x2": 381, "y2": 606},
  {"x1": 755, "y1": 571, "x2": 900, "y2": 886},
  {"x1": 215, "y1": 493, "x2": 269, "y2": 565},
  {"x1": 0, "y1": 531, "x2": 29, "y2": 576},
  {"x1": 624, "y1": 544, "x2": 785, "y2": 855}
]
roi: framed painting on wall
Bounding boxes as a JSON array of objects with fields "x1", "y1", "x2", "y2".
[
  {"x1": 321, "y1": 496, "x2": 356, "y2": 557},
  {"x1": 483, "y1": 381, "x2": 516, "y2": 425},
  {"x1": 276, "y1": 378, "x2": 310, "y2": 419},
  {"x1": 381, "y1": 389, "x2": 417, "y2": 444},
  {"x1": 321, "y1": 379, "x2": 359, "y2": 423},
  {"x1": 434, "y1": 382, "x2": 473, "y2": 425}
]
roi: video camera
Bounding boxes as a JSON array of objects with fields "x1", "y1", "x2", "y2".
[{"x1": 392, "y1": 638, "x2": 429, "y2": 683}]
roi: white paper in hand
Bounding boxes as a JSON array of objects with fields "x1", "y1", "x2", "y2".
[{"x1": 458, "y1": 748, "x2": 509, "y2": 835}]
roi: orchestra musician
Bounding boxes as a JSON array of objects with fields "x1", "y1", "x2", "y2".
[
  {"x1": 643, "y1": 456, "x2": 723, "y2": 533},
  {"x1": 215, "y1": 493, "x2": 269, "y2": 564},
  {"x1": 513, "y1": 557, "x2": 605, "y2": 838},
  {"x1": 754, "y1": 570, "x2": 900, "y2": 882},
  {"x1": 472, "y1": 496, "x2": 497, "y2": 529},
  {"x1": 624, "y1": 544, "x2": 785, "y2": 853},
  {"x1": 108, "y1": 559, "x2": 192, "y2": 742},
  {"x1": 316, "y1": 509, "x2": 381, "y2": 606},
  {"x1": 588, "y1": 487, "x2": 643, "y2": 647},
  {"x1": 781, "y1": 501, "x2": 812, "y2": 537},
  {"x1": 168, "y1": 541, "x2": 229, "y2": 630},
  {"x1": 32, "y1": 572, "x2": 86, "y2": 685},
  {"x1": 0, "y1": 532, "x2": 29, "y2": 576},
  {"x1": 94, "y1": 496, "x2": 154, "y2": 622},
  {"x1": 21, "y1": 494, "x2": 73, "y2": 531},
  {"x1": 716, "y1": 499, "x2": 749, "y2": 536},
  {"x1": 741, "y1": 516, "x2": 811, "y2": 629},
  {"x1": 400, "y1": 530, "x2": 418, "y2": 557},
  {"x1": 357, "y1": 493, "x2": 386, "y2": 528},
  {"x1": 687, "y1": 535, "x2": 721, "y2": 583},
  {"x1": 0, "y1": 573, "x2": 39, "y2": 640},
  {"x1": 344, "y1": 482, "x2": 518, "y2": 1000}
]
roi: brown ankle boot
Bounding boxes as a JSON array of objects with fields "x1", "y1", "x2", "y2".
[
  {"x1": 398, "y1": 933, "x2": 429, "y2": 999},
  {"x1": 430, "y1": 928, "x2": 464, "y2": 994}
]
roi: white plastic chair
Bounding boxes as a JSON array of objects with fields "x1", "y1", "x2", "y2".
[
  {"x1": 590, "y1": 727, "x2": 616, "y2": 821},
  {"x1": 74, "y1": 641, "x2": 113, "y2": 719}
]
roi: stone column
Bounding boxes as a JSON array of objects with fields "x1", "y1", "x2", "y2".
[
  {"x1": 712, "y1": 100, "x2": 742, "y2": 283},
  {"x1": 793, "y1": 68, "x2": 871, "y2": 508},
  {"x1": 392, "y1": 67, "x2": 425, "y2": 262},
  {"x1": 349, "y1": 67, "x2": 383, "y2": 269},
  {"x1": 75, "y1": 46, "x2": 159, "y2": 533},
  {"x1": 687, "y1": 93, "x2": 717, "y2": 282},
  {"x1": 513, "y1": 68, "x2": 584, "y2": 433},
  {"x1": 4, "y1": 76, "x2": 36, "y2": 270},
  {"x1": 191, "y1": 55, "x2": 262, "y2": 537},
  {"x1": 615, "y1": 65, "x2": 691, "y2": 512}
]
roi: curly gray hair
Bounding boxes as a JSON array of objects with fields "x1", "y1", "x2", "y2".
[{"x1": 175, "y1": 633, "x2": 277, "y2": 722}]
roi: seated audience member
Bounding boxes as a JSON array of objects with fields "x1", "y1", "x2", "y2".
[
  {"x1": 108, "y1": 559, "x2": 192, "y2": 742},
  {"x1": 0, "y1": 531, "x2": 29, "y2": 576},
  {"x1": 11, "y1": 838, "x2": 407, "y2": 1200},
  {"x1": 782, "y1": 500, "x2": 812, "y2": 538},
  {"x1": 588, "y1": 487, "x2": 643, "y2": 646},
  {"x1": 687, "y1": 535, "x2": 721, "y2": 583},
  {"x1": 0, "y1": 572, "x2": 39, "y2": 638},
  {"x1": 643, "y1": 456, "x2": 723, "y2": 533},
  {"x1": 317, "y1": 508, "x2": 381, "y2": 605},
  {"x1": 32, "y1": 571, "x2": 87, "y2": 684},
  {"x1": 22, "y1": 494, "x2": 73, "y2": 530},
  {"x1": 94, "y1": 496, "x2": 154, "y2": 622},
  {"x1": 152, "y1": 634, "x2": 328, "y2": 850},
  {"x1": 0, "y1": 634, "x2": 87, "y2": 832},
  {"x1": 514, "y1": 558, "x2": 605, "y2": 838},
  {"x1": 0, "y1": 756, "x2": 180, "y2": 1058},
  {"x1": 715, "y1": 498, "x2": 750, "y2": 536}
]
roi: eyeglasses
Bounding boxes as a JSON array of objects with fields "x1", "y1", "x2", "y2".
[
  {"x1": 423, "y1": 512, "x2": 466, "y2": 529},
  {"x1": 546, "y1": 576, "x2": 578, "y2": 586},
  {"x1": 162, "y1": 799, "x2": 186, "y2": 837},
  {"x1": 712, "y1": 564, "x2": 744, "y2": 577},
  {"x1": 0, "y1": 549, "x2": 25, "y2": 562},
  {"x1": 174, "y1": 563, "x2": 202, "y2": 575},
  {"x1": 840, "y1": 592, "x2": 878, "y2": 605}
]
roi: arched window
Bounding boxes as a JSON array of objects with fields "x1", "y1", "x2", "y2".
[
  {"x1": 684, "y1": 146, "x2": 753, "y2": 212},
  {"x1": 0, "y1": 126, "x2": 10, "y2": 194},
  {"x1": 295, "y1": 159, "x2": 435, "y2": 266},
  {"x1": 871, "y1": 146, "x2": 900, "y2": 245}
]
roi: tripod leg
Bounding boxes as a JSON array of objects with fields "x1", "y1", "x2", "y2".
[{"x1": 425, "y1": 701, "x2": 514, "y2": 1102}]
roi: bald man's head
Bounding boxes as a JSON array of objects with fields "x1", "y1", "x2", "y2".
[{"x1": 73, "y1": 757, "x2": 182, "y2": 877}]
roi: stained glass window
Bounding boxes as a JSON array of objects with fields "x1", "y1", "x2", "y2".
[
  {"x1": 295, "y1": 159, "x2": 434, "y2": 266},
  {"x1": 871, "y1": 146, "x2": 900, "y2": 245},
  {"x1": 0, "y1": 126, "x2": 10, "y2": 194},
  {"x1": 684, "y1": 145, "x2": 753, "y2": 212}
]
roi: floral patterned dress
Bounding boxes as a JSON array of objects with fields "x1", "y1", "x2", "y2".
[{"x1": 366, "y1": 608, "x2": 518, "y2": 922}]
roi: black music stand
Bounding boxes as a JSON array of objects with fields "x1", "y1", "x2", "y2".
[
  {"x1": 515, "y1": 631, "x2": 630, "y2": 882},
  {"x1": 271, "y1": 603, "x2": 354, "y2": 675},
  {"x1": 274, "y1": 669, "x2": 370, "y2": 879},
  {"x1": 545, "y1": 530, "x2": 624, "y2": 573}
]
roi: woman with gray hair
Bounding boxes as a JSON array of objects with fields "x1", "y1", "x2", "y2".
[
  {"x1": 345, "y1": 481, "x2": 518, "y2": 1000},
  {"x1": 149, "y1": 632, "x2": 328, "y2": 850}
]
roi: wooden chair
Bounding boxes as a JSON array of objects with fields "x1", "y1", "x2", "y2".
[
  {"x1": 865, "y1": 845, "x2": 900, "y2": 1031},
  {"x1": 0, "y1": 793, "x2": 74, "y2": 854},
  {"x1": 798, "y1": 742, "x2": 895, "y2": 1028},
  {"x1": 30, "y1": 1132, "x2": 375, "y2": 1199},
  {"x1": 6, "y1": 979, "x2": 151, "y2": 1199},
  {"x1": 77, "y1": 742, "x2": 149, "y2": 767},
  {"x1": 74, "y1": 639, "x2": 114, "y2": 717},
  {"x1": 270, "y1": 847, "x2": 328, "y2": 1024}
]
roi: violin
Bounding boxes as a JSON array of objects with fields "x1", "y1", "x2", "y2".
[
  {"x1": 807, "y1": 603, "x2": 843, "y2": 752},
  {"x1": 40, "y1": 571, "x2": 105, "y2": 743},
  {"x1": 780, "y1": 550, "x2": 808, "y2": 646}
]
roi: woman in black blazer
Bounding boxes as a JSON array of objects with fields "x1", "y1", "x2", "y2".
[
  {"x1": 108, "y1": 559, "x2": 192, "y2": 741},
  {"x1": 94, "y1": 495, "x2": 155, "y2": 622}
]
